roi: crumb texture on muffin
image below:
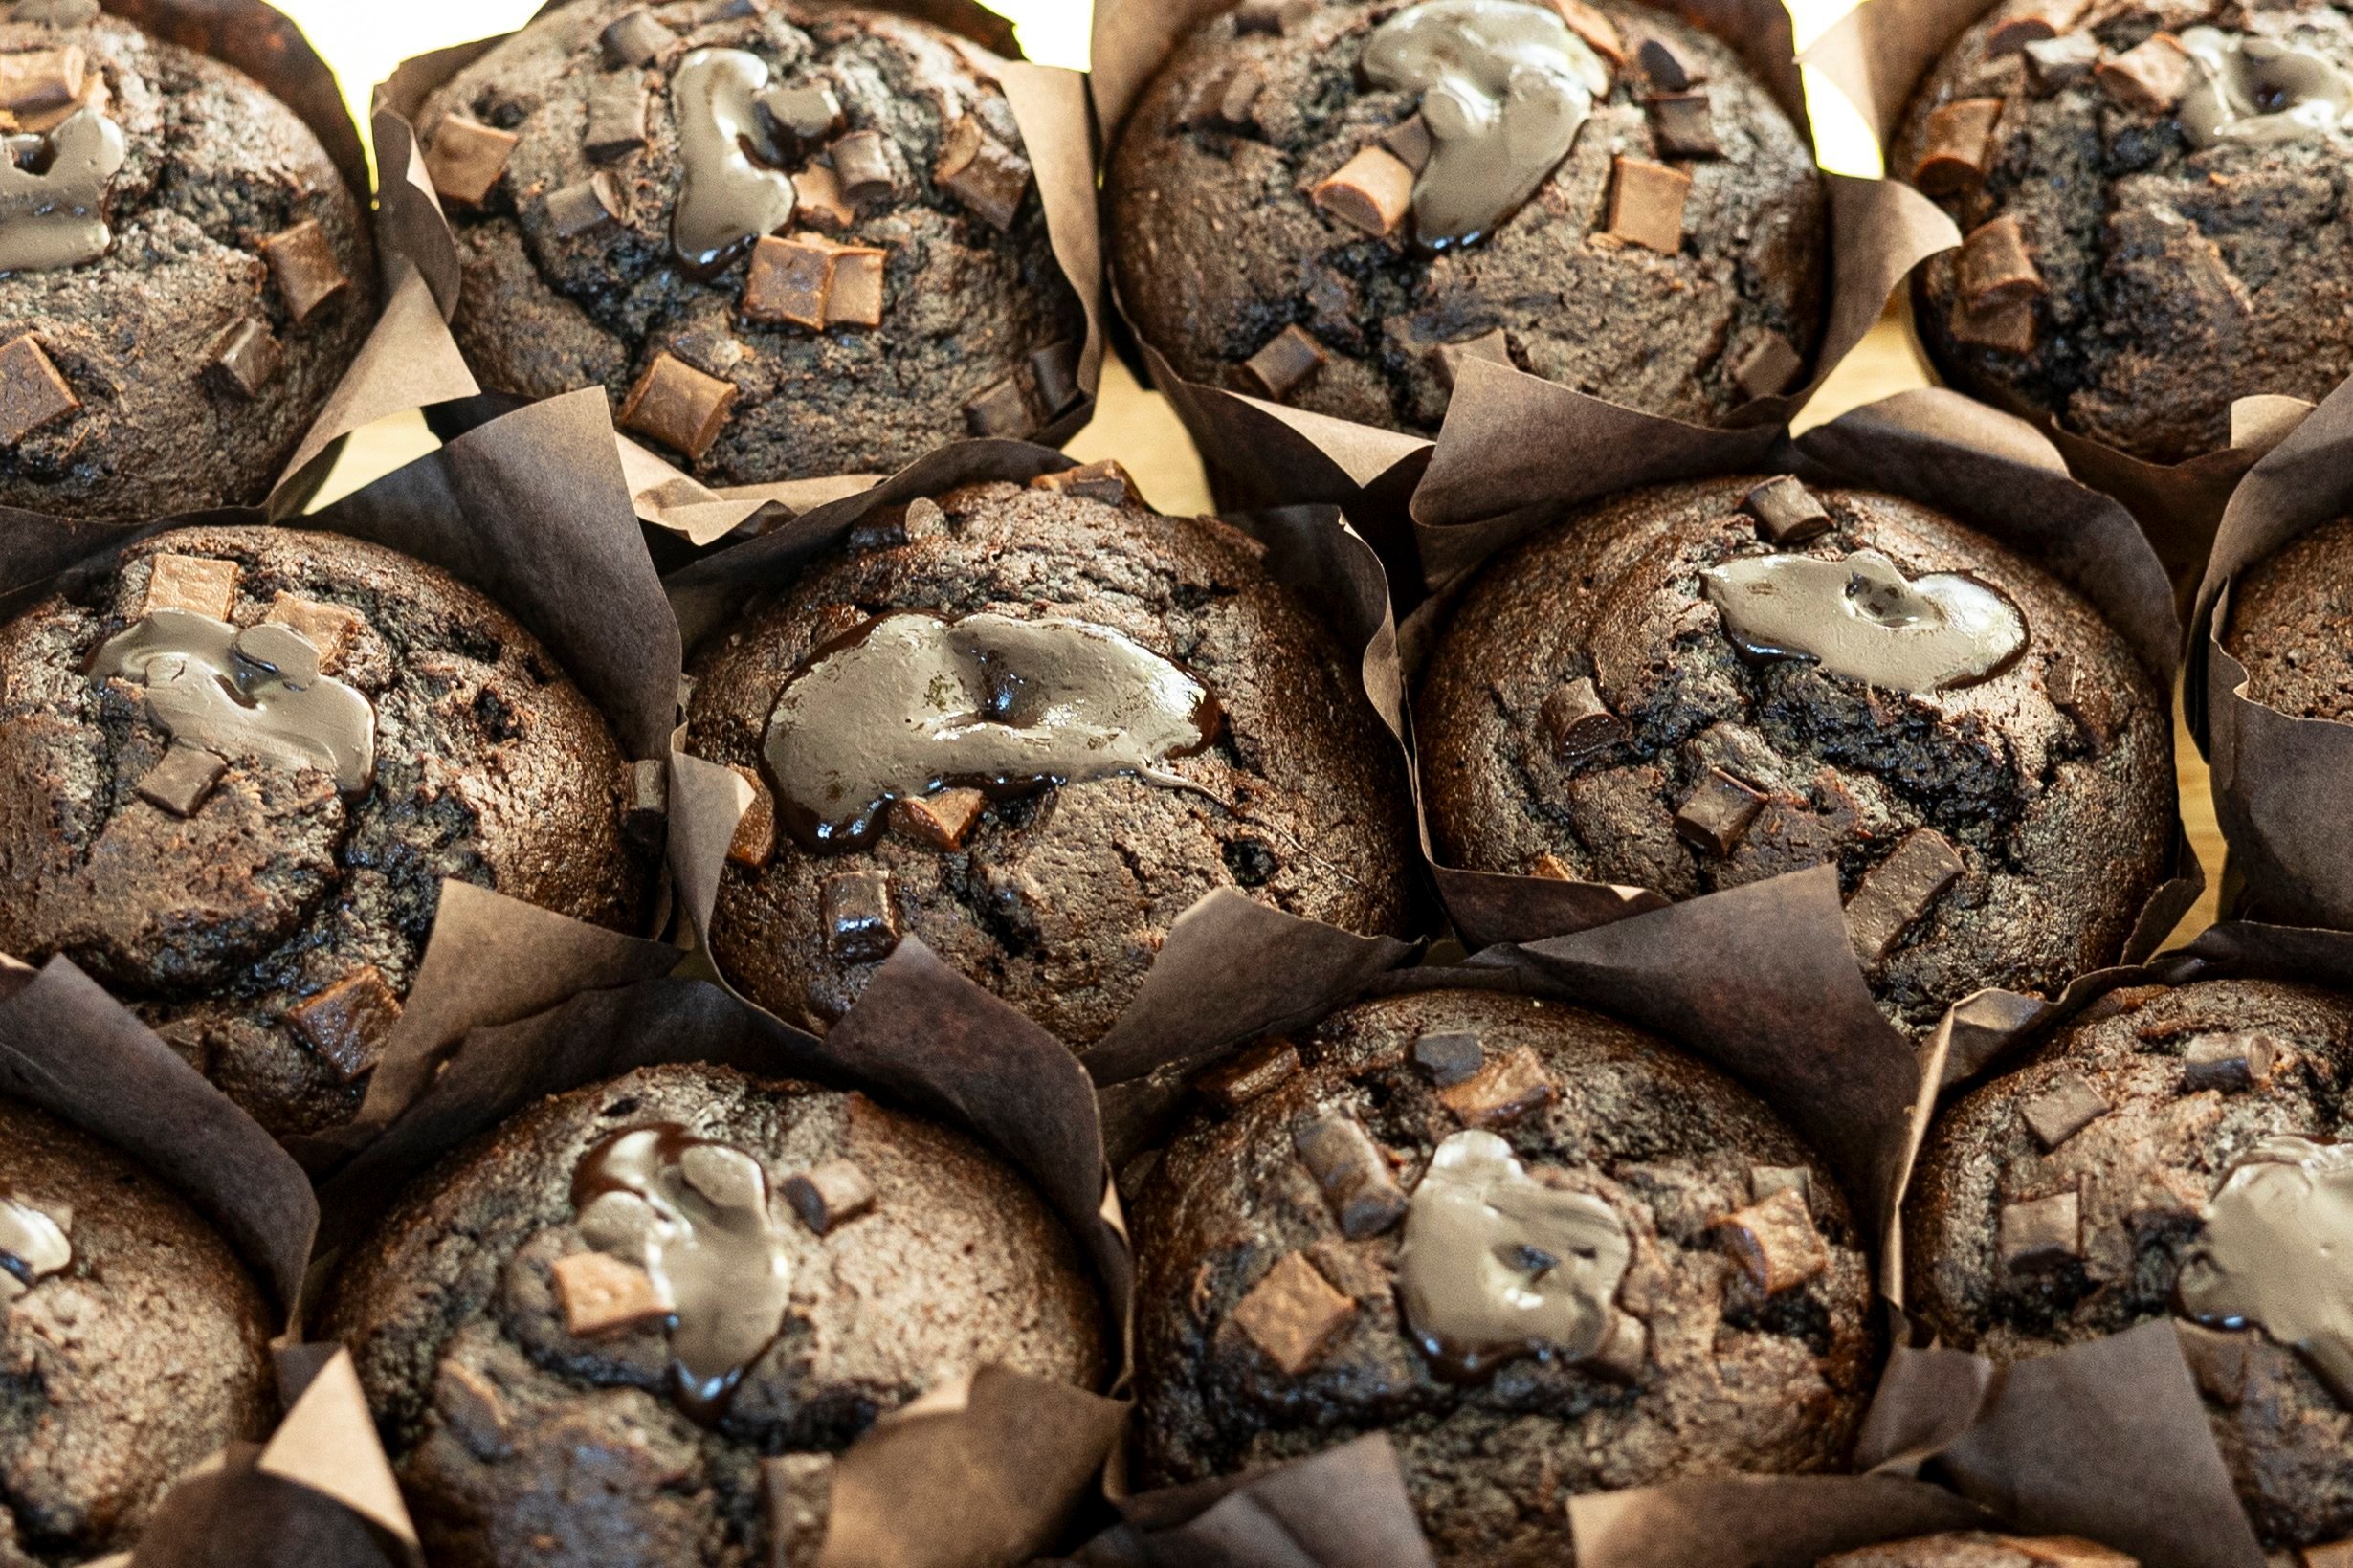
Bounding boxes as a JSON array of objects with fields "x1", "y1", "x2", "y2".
[
  {"x1": 1819, "y1": 1534, "x2": 2137, "y2": 1567},
  {"x1": 2223, "y1": 512, "x2": 2353, "y2": 722}
]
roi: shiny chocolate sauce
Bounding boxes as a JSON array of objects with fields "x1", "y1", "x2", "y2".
[
  {"x1": 2179, "y1": 27, "x2": 2352, "y2": 149},
  {"x1": 671, "y1": 47, "x2": 800, "y2": 275},
  {"x1": 0, "y1": 1195, "x2": 69, "y2": 1300},
  {"x1": 0, "y1": 107, "x2": 125, "y2": 273},
  {"x1": 763, "y1": 608, "x2": 1222, "y2": 851},
  {"x1": 2178, "y1": 1135, "x2": 2353, "y2": 1405},
  {"x1": 572, "y1": 1122, "x2": 794, "y2": 1424},
  {"x1": 88, "y1": 610, "x2": 375, "y2": 795},
  {"x1": 1701, "y1": 548, "x2": 2029, "y2": 693},
  {"x1": 1394, "y1": 1130, "x2": 1631, "y2": 1381}
]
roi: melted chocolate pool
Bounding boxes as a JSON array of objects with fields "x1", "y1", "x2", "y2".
[
  {"x1": 2179, "y1": 27, "x2": 2353, "y2": 149},
  {"x1": 0, "y1": 107, "x2": 124, "y2": 274},
  {"x1": 2178, "y1": 1135, "x2": 2353, "y2": 1405},
  {"x1": 1701, "y1": 549, "x2": 2029, "y2": 693},
  {"x1": 671, "y1": 48, "x2": 800, "y2": 275}
]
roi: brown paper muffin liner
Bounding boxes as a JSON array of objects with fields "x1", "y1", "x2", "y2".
[
  {"x1": 0, "y1": 391, "x2": 685, "y2": 1173},
  {"x1": 361, "y1": 0, "x2": 1106, "y2": 547}
]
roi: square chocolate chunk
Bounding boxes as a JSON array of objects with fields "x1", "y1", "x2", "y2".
[
  {"x1": 263, "y1": 592, "x2": 364, "y2": 671},
  {"x1": 1312, "y1": 144, "x2": 1414, "y2": 239},
  {"x1": 552, "y1": 1251, "x2": 671, "y2": 1336},
  {"x1": 1673, "y1": 767, "x2": 1766, "y2": 856},
  {"x1": 1912, "y1": 98, "x2": 2002, "y2": 195},
  {"x1": 0, "y1": 47, "x2": 81, "y2": 115},
  {"x1": 203, "y1": 319, "x2": 283, "y2": 401},
  {"x1": 761, "y1": 83, "x2": 843, "y2": 144},
  {"x1": 743, "y1": 234, "x2": 836, "y2": 329},
  {"x1": 1719, "y1": 1186, "x2": 1829, "y2": 1294},
  {"x1": 822, "y1": 869, "x2": 899, "y2": 961},
  {"x1": 830, "y1": 129, "x2": 896, "y2": 205},
  {"x1": 288, "y1": 965, "x2": 405, "y2": 1083},
  {"x1": 2020, "y1": 1070, "x2": 2108, "y2": 1150},
  {"x1": 619, "y1": 352, "x2": 738, "y2": 459},
  {"x1": 585, "y1": 73, "x2": 651, "y2": 163},
  {"x1": 1844, "y1": 828, "x2": 1965, "y2": 964},
  {"x1": 783, "y1": 1159, "x2": 877, "y2": 1235},
  {"x1": 1606, "y1": 156, "x2": 1688, "y2": 254},
  {"x1": 1740, "y1": 475, "x2": 1831, "y2": 542},
  {"x1": 1432, "y1": 327, "x2": 1512, "y2": 391},
  {"x1": 600, "y1": 8, "x2": 674, "y2": 68},
  {"x1": 258, "y1": 221, "x2": 351, "y2": 325},
  {"x1": 142, "y1": 553, "x2": 240, "y2": 620},
  {"x1": 1647, "y1": 92, "x2": 1721, "y2": 159},
  {"x1": 1638, "y1": 37, "x2": 1698, "y2": 90},
  {"x1": 725, "y1": 763, "x2": 775, "y2": 867},
  {"x1": 935, "y1": 116, "x2": 1031, "y2": 231},
  {"x1": 1030, "y1": 340, "x2": 1081, "y2": 414},
  {"x1": 1950, "y1": 289, "x2": 2037, "y2": 356},
  {"x1": 1957, "y1": 214, "x2": 2045, "y2": 306},
  {"x1": 1437, "y1": 1045, "x2": 1556, "y2": 1128},
  {"x1": 822, "y1": 240, "x2": 886, "y2": 328},
  {"x1": 1233, "y1": 0, "x2": 1315, "y2": 34},
  {"x1": 2023, "y1": 31, "x2": 2099, "y2": 90},
  {"x1": 1379, "y1": 114, "x2": 1432, "y2": 172},
  {"x1": 2182, "y1": 1032, "x2": 2278, "y2": 1093},
  {"x1": 1232, "y1": 1251, "x2": 1354, "y2": 1376},
  {"x1": 1732, "y1": 332, "x2": 1806, "y2": 401},
  {"x1": 1999, "y1": 1189, "x2": 2081, "y2": 1276},
  {"x1": 1292, "y1": 1110, "x2": 1408, "y2": 1237},
  {"x1": 547, "y1": 172, "x2": 628, "y2": 238},
  {"x1": 1193, "y1": 65, "x2": 1262, "y2": 131},
  {"x1": 2098, "y1": 34, "x2": 2194, "y2": 113},
  {"x1": 1547, "y1": 0, "x2": 1625, "y2": 64},
  {"x1": 0, "y1": 333, "x2": 77, "y2": 445},
  {"x1": 137, "y1": 745, "x2": 224, "y2": 818},
  {"x1": 1032, "y1": 459, "x2": 1139, "y2": 507},
  {"x1": 424, "y1": 116, "x2": 520, "y2": 208},
  {"x1": 1239, "y1": 325, "x2": 1326, "y2": 401},
  {"x1": 1411, "y1": 1029, "x2": 1484, "y2": 1087},
  {"x1": 1540, "y1": 675, "x2": 1623, "y2": 762},
  {"x1": 793, "y1": 164, "x2": 855, "y2": 231},
  {"x1": 888, "y1": 786, "x2": 987, "y2": 850},
  {"x1": 1198, "y1": 1038, "x2": 1302, "y2": 1108},
  {"x1": 963, "y1": 376, "x2": 1033, "y2": 438},
  {"x1": 2301, "y1": 1538, "x2": 2353, "y2": 1568}
]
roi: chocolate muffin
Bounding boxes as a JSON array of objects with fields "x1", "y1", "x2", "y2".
[
  {"x1": 1821, "y1": 1537, "x2": 2135, "y2": 1567},
  {"x1": 1893, "y1": 0, "x2": 2353, "y2": 465},
  {"x1": 1106, "y1": 0, "x2": 1826, "y2": 435},
  {"x1": 1414, "y1": 475, "x2": 2174, "y2": 1030},
  {"x1": 1132, "y1": 989, "x2": 1878, "y2": 1568},
  {"x1": 0, "y1": 526, "x2": 647, "y2": 1140},
  {"x1": 322, "y1": 1061, "x2": 1108, "y2": 1568},
  {"x1": 2221, "y1": 512, "x2": 2353, "y2": 721},
  {"x1": 0, "y1": 1095, "x2": 276, "y2": 1564},
  {"x1": 682, "y1": 466, "x2": 1417, "y2": 1044},
  {"x1": 0, "y1": 3, "x2": 374, "y2": 523},
  {"x1": 1907, "y1": 977, "x2": 2353, "y2": 1552},
  {"x1": 416, "y1": 0, "x2": 1084, "y2": 485}
]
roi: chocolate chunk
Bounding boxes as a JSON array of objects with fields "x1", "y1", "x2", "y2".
[
  {"x1": 201, "y1": 318, "x2": 282, "y2": 401},
  {"x1": 2021, "y1": 1070, "x2": 2108, "y2": 1150},
  {"x1": 552, "y1": 1250, "x2": 671, "y2": 1336},
  {"x1": 744, "y1": 232, "x2": 883, "y2": 329},
  {"x1": 791, "y1": 164, "x2": 854, "y2": 231},
  {"x1": 934, "y1": 116, "x2": 1031, "y2": 230},
  {"x1": 1540, "y1": 676, "x2": 1624, "y2": 762},
  {"x1": 1999, "y1": 1189, "x2": 2080, "y2": 1275},
  {"x1": 1198, "y1": 1038, "x2": 1302, "y2": 1108},
  {"x1": 726, "y1": 762, "x2": 775, "y2": 866},
  {"x1": 1030, "y1": 459, "x2": 1138, "y2": 507},
  {"x1": 2098, "y1": 33, "x2": 2194, "y2": 112},
  {"x1": 547, "y1": 172, "x2": 628, "y2": 238},
  {"x1": 258, "y1": 221, "x2": 351, "y2": 325},
  {"x1": 136, "y1": 744, "x2": 224, "y2": 818},
  {"x1": 141, "y1": 553, "x2": 239, "y2": 620},
  {"x1": 693, "y1": 0, "x2": 764, "y2": 19},
  {"x1": 962, "y1": 376, "x2": 1033, "y2": 437},
  {"x1": 1293, "y1": 1110, "x2": 1409, "y2": 1237},
  {"x1": 1432, "y1": 327, "x2": 1512, "y2": 391},
  {"x1": 887, "y1": 786, "x2": 987, "y2": 850},
  {"x1": 0, "y1": 333, "x2": 75, "y2": 445},
  {"x1": 1986, "y1": 11, "x2": 2059, "y2": 55},
  {"x1": 1637, "y1": 36, "x2": 1698, "y2": 90},
  {"x1": 1546, "y1": 0, "x2": 1625, "y2": 65},
  {"x1": 1030, "y1": 340, "x2": 1081, "y2": 413},
  {"x1": 1647, "y1": 91, "x2": 1720, "y2": 159},
  {"x1": 1232, "y1": 1251, "x2": 1354, "y2": 1376},
  {"x1": 822, "y1": 869, "x2": 898, "y2": 961},
  {"x1": 760, "y1": 83, "x2": 842, "y2": 144},
  {"x1": 761, "y1": 1453, "x2": 834, "y2": 1568},
  {"x1": 1747, "y1": 1165, "x2": 1812, "y2": 1207},
  {"x1": 1958, "y1": 214, "x2": 2044, "y2": 307},
  {"x1": 1950, "y1": 288, "x2": 2037, "y2": 355},
  {"x1": 1194, "y1": 65, "x2": 1262, "y2": 131},
  {"x1": 1587, "y1": 1310, "x2": 1649, "y2": 1383},
  {"x1": 620, "y1": 351, "x2": 738, "y2": 459},
  {"x1": 1844, "y1": 828, "x2": 1965, "y2": 963},
  {"x1": 287, "y1": 965, "x2": 404, "y2": 1083},
  {"x1": 1732, "y1": 330, "x2": 1805, "y2": 401},
  {"x1": 2182, "y1": 1031, "x2": 2278, "y2": 1093},
  {"x1": 2023, "y1": 31, "x2": 2099, "y2": 89},
  {"x1": 622, "y1": 757, "x2": 668, "y2": 850},
  {"x1": 432, "y1": 1361, "x2": 512, "y2": 1462},
  {"x1": 1740, "y1": 475, "x2": 1831, "y2": 541},
  {"x1": 1233, "y1": 0, "x2": 1315, "y2": 34},
  {"x1": 1437, "y1": 1045, "x2": 1557, "y2": 1129},
  {"x1": 584, "y1": 72, "x2": 650, "y2": 163},
  {"x1": 1379, "y1": 113, "x2": 1432, "y2": 172},
  {"x1": 8, "y1": 1, "x2": 100, "y2": 25},
  {"x1": 1411, "y1": 1029, "x2": 1484, "y2": 1088},
  {"x1": 1312, "y1": 144, "x2": 1414, "y2": 239},
  {"x1": 783, "y1": 1159, "x2": 877, "y2": 1235},
  {"x1": 829, "y1": 129, "x2": 895, "y2": 205},
  {"x1": 2303, "y1": 1539, "x2": 2353, "y2": 1568},
  {"x1": 423, "y1": 116, "x2": 520, "y2": 208},
  {"x1": 900, "y1": 497, "x2": 945, "y2": 541},
  {"x1": 1606, "y1": 156, "x2": 1688, "y2": 254},
  {"x1": 0, "y1": 45, "x2": 81, "y2": 113},
  {"x1": 1674, "y1": 767, "x2": 1766, "y2": 856},
  {"x1": 2175, "y1": 1321, "x2": 2250, "y2": 1410},
  {"x1": 263, "y1": 592, "x2": 363, "y2": 671},
  {"x1": 601, "y1": 8, "x2": 674, "y2": 68},
  {"x1": 1530, "y1": 851, "x2": 1574, "y2": 880},
  {"x1": 1719, "y1": 1186, "x2": 1829, "y2": 1294},
  {"x1": 1239, "y1": 324, "x2": 1326, "y2": 401},
  {"x1": 1912, "y1": 97, "x2": 2002, "y2": 195}
]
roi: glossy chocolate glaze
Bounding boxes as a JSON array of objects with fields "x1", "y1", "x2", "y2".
[
  {"x1": 0, "y1": 107, "x2": 125, "y2": 273},
  {"x1": 2178, "y1": 1135, "x2": 2353, "y2": 1406},
  {"x1": 2179, "y1": 26, "x2": 2353, "y2": 149},
  {"x1": 1701, "y1": 549, "x2": 2029, "y2": 693},
  {"x1": 0, "y1": 1195, "x2": 69, "y2": 1301},
  {"x1": 763, "y1": 608, "x2": 1222, "y2": 851},
  {"x1": 671, "y1": 47, "x2": 799, "y2": 276}
]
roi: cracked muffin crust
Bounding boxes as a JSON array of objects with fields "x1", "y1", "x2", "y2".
[
  {"x1": 1821, "y1": 1535, "x2": 2136, "y2": 1567},
  {"x1": 0, "y1": 1096, "x2": 275, "y2": 1566},
  {"x1": 2222, "y1": 512, "x2": 2353, "y2": 722},
  {"x1": 682, "y1": 473, "x2": 1417, "y2": 1045},
  {"x1": 0, "y1": 5, "x2": 374, "y2": 523},
  {"x1": 417, "y1": 0, "x2": 1085, "y2": 486},
  {"x1": 1131, "y1": 990, "x2": 1878, "y2": 1568},
  {"x1": 1106, "y1": 0, "x2": 1826, "y2": 435},
  {"x1": 1895, "y1": 0, "x2": 2353, "y2": 465},
  {"x1": 0, "y1": 526, "x2": 647, "y2": 1141},
  {"x1": 1414, "y1": 475, "x2": 2174, "y2": 1031},
  {"x1": 322, "y1": 1061, "x2": 1108, "y2": 1568},
  {"x1": 1907, "y1": 978, "x2": 2353, "y2": 1552}
]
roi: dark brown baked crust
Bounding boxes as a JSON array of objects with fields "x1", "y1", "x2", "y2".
[
  {"x1": 0, "y1": 526, "x2": 645, "y2": 1139},
  {"x1": 1132, "y1": 989, "x2": 1877, "y2": 1568},
  {"x1": 321, "y1": 1062, "x2": 1107, "y2": 1568},
  {"x1": 2223, "y1": 512, "x2": 2353, "y2": 722},
  {"x1": 683, "y1": 478, "x2": 1417, "y2": 1045},
  {"x1": 1413, "y1": 476, "x2": 2174, "y2": 1031}
]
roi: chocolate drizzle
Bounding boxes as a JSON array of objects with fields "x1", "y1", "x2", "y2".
[
  {"x1": 671, "y1": 48, "x2": 799, "y2": 275},
  {"x1": 571, "y1": 1123, "x2": 794, "y2": 1424},
  {"x1": 2178, "y1": 1136, "x2": 2353, "y2": 1405},
  {"x1": 763, "y1": 609, "x2": 1222, "y2": 852},
  {"x1": 0, "y1": 1195, "x2": 69, "y2": 1300},
  {"x1": 88, "y1": 610, "x2": 376, "y2": 795},
  {"x1": 1394, "y1": 1130, "x2": 1631, "y2": 1381},
  {"x1": 2178, "y1": 26, "x2": 2353, "y2": 149},
  {"x1": 1701, "y1": 549, "x2": 2030, "y2": 693},
  {"x1": 1361, "y1": 0, "x2": 1608, "y2": 249},
  {"x1": 0, "y1": 106, "x2": 124, "y2": 273}
]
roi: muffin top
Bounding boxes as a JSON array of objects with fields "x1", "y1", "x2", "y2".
[
  {"x1": 1414, "y1": 475, "x2": 2174, "y2": 1030},
  {"x1": 0, "y1": 4, "x2": 374, "y2": 522},
  {"x1": 1894, "y1": 0, "x2": 2353, "y2": 465},
  {"x1": 1106, "y1": 0, "x2": 1825, "y2": 434},
  {"x1": 0, "y1": 525, "x2": 646, "y2": 1139},
  {"x1": 683, "y1": 468, "x2": 1417, "y2": 1045},
  {"x1": 1907, "y1": 977, "x2": 2353, "y2": 1549},
  {"x1": 418, "y1": 0, "x2": 1084, "y2": 485},
  {"x1": 1133, "y1": 989, "x2": 1877, "y2": 1567},
  {"x1": 2222, "y1": 511, "x2": 2353, "y2": 722},
  {"x1": 0, "y1": 1096, "x2": 276, "y2": 1565},
  {"x1": 1820, "y1": 1536, "x2": 2136, "y2": 1568},
  {"x1": 322, "y1": 1061, "x2": 1108, "y2": 1568}
]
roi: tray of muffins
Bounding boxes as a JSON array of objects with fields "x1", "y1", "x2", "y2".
[{"x1": 0, "y1": 0, "x2": 2349, "y2": 1562}]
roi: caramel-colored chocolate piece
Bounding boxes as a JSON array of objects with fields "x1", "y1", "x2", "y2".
[
  {"x1": 547, "y1": 172, "x2": 628, "y2": 238},
  {"x1": 887, "y1": 786, "x2": 987, "y2": 850},
  {"x1": 1587, "y1": 1310, "x2": 1649, "y2": 1383},
  {"x1": 1233, "y1": 0, "x2": 1315, "y2": 35},
  {"x1": 1293, "y1": 1110, "x2": 1408, "y2": 1237},
  {"x1": 432, "y1": 1360, "x2": 512, "y2": 1462},
  {"x1": 760, "y1": 83, "x2": 842, "y2": 144},
  {"x1": 1432, "y1": 327, "x2": 1511, "y2": 390},
  {"x1": 1845, "y1": 828, "x2": 1965, "y2": 963},
  {"x1": 1740, "y1": 474, "x2": 1831, "y2": 542},
  {"x1": 1031, "y1": 459, "x2": 1138, "y2": 507},
  {"x1": 1546, "y1": 0, "x2": 1626, "y2": 66},
  {"x1": 552, "y1": 1250, "x2": 672, "y2": 1336},
  {"x1": 762, "y1": 1453, "x2": 835, "y2": 1568},
  {"x1": 726, "y1": 762, "x2": 775, "y2": 866},
  {"x1": 0, "y1": 46, "x2": 82, "y2": 113},
  {"x1": 258, "y1": 221, "x2": 351, "y2": 325},
  {"x1": 1437, "y1": 1045, "x2": 1556, "y2": 1129},
  {"x1": 745, "y1": 233, "x2": 877, "y2": 330},
  {"x1": 1380, "y1": 113, "x2": 1432, "y2": 172},
  {"x1": 1674, "y1": 767, "x2": 1766, "y2": 856},
  {"x1": 2000, "y1": 1189, "x2": 2081, "y2": 1275},
  {"x1": 137, "y1": 744, "x2": 224, "y2": 818},
  {"x1": 620, "y1": 351, "x2": 738, "y2": 459},
  {"x1": 962, "y1": 376, "x2": 1032, "y2": 437},
  {"x1": 791, "y1": 164, "x2": 855, "y2": 231},
  {"x1": 1987, "y1": 11, "x2": 2058, "y2": 55},
  {"x1": 2183, "y1": 1031, "x2": 2277, "y2": 1093},
  {"x1": 829, "y1": 129, "x2": 895, "y2": 205},
  {"x1": 1950, "y1": 289, "x2": 2038, "y2": 355},
  {"x1": 1958, "y1": 214, "x2": 2045, "y2": 307},
  {"x1": 1232, "y1": 1251, "x2": 1354, "y2": 1376},
  {"x1": 822, "y1": 868, "x2": 898, "y2": 961},
  {"x1": 1193, "y1": 65, "x2": 1262, "y2": 131},
  {"x1": 622, "y1": 757, "x2": 667, "y2": 850},
  {"x1": 1312, "y1": 144, "x2": 1415, "y2": 239},
  {"x1": 142, "y1": 553, "x2": 239, "y2": 620},
  {"x1": 584, "y1": 72, "x2": 650, "y2": 163},
  {"x1": 1912, "y1": 98, "x2": 2003, "y2": 195},
  {"x1": 821, "y1": 240, "x2": 885, "y2": 327},
  {"x1": 424, "y1": 116, "x2": 520, "y2": 208},
  {"x1": 1411, "y1": 1029, "x2": 1484, "y2": 1088},
  {"x1": 1647, "y1": 91, "x2": 1721, "y2": 159},
  {"x1": 934, "y1": 116, "x2": 1031, "y2": 231},
  {"x1": 1606, "y1": 156, "x2": 1688, "y2": 254},
  {"x1": 1748, "y1": 1165, "x2": 1812, "y2": 1207},
  {"x1": 1239, "y1": 324, "x2": 1326, "y2": 401},
  {"x1": 601, "y1": 8, "x2": 674, "y2": 68},
  {"x1": 1732, "y1": 330, "x2": 1805, "y2": 401},
  {"x1": 2302, "y1": 1537, "x2": 2353, "y2": 1568},
  {"x1": 783, "y1": 1159, "x2": 876, "y2": 1235},
  {"x1": 1030, "y1": 340, "x2": 1081, "y2": 413},
  {"x1": 1540, "y1": 675, "x2": 1623, "y2": 761},
  {"x1": 1637, "y1": 36, "x2": 1698, "y2": 89},
  {"x1": 2021, "y1": 1070, "x2": 2108, "y2": 1150},
  {"x1": 0, "y1": 333, "x2": 76, "y2": 445},
  {"x1": 262, "y1": 593, "x2": 363, "y2": 671},
  {"x1": 2023, "y1": 32, "x2": 2099, "y2": 89},
  {"x1": 1720, "y1": 1185, "x2": 1829, "y2": 1294},
  {"x1": 1530, "y1": 852, "x2": 1574, "y2": 880},
  {"x1": 288, "y1": 965, "x2": 404, "y2": 1083},
  {"x1": 2098, "y1": 33, "x2": 2194, "y2": 112},
  {"x1": 1199, "y1": 1038, "x2": 1302, "y2": 1108},
  {"x1": 203, "y1": 318, "x2": 282, "y2": 401}
]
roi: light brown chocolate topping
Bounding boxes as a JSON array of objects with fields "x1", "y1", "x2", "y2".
[
  {"x1": 1701, "y1": 549, "x2": 2030, "y2": 693},
  {"x1": 671, "y1": 48, "x2": 799, "y2": 275},
  {"x1": 2177, "y1": 26, "x2": 2352, "y2": 149},
  {"x1": 0, "y1": 1195, "x2": 69, "y2": 1300},
  {"x1": 2178, "y1": 1135, "x2": 2353, "y2": 1404},
  {"x1": 0, "y1": 106, "x2": 123, "y2": 273}
]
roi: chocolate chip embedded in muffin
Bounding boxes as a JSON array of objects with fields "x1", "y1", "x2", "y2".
[
  {"x1": 2222, "y1": 512, "x2": 2353, "y2": 722},
  {"x1": 1821, "y1": 1535, "x2": 2137, "y2": 1567},
  {"x1": 416, "y1": 0, "x2": 1085, "y2": 485},
  {"x1": 0, "y1": 527, "x2": 646, "y2": 1139},
  {"x1": 0, "y1": 1096, "x2": 276, "y2": 1563},
  {"x1": 1132, "y1": 990, "x2": 1878, "y2": 1567},
  {"x1": 0, "y1": 8, "x2": 373, "y2": 522},
  {"x1": 1906, "y1": 978, "x2": 2353, "y2": 1550},
  {"x1": 321, "y1": 1061, "x2": 1108, "y2": 1568},
  {"x1": 1413, "y1": 475, "x2": 2174, "y2": 1031},
  {"x1": 1106, "y1": 0, "x2": 1825, "y2": 435},
  {"x1": 1893, "y1": 0, "x2": 2353, "y2": 465},
  {"x1": 681, "y1": 472, "x2": 1417, "y2": 1044}
]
